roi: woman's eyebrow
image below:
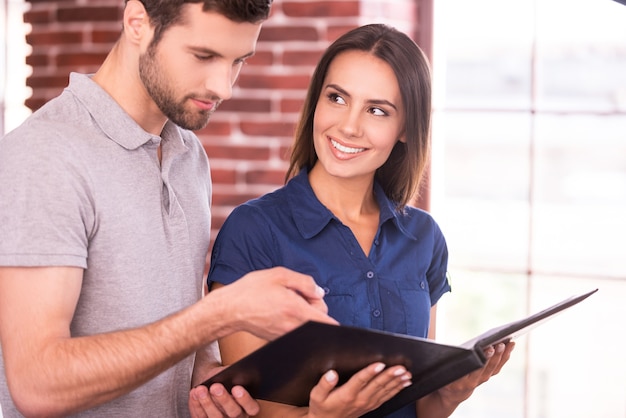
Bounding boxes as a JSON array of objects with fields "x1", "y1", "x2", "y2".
[{"x1": 324, "y1": 83, "x2": 398, "y2": 110}]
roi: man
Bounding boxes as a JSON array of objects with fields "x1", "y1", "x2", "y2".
[{"x1": 0, "y1": 1, "x2": 335, "y2": 417}]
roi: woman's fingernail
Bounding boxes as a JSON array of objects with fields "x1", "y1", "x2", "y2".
[
  {"x1": 374, "y1": 363, "x2": 385, "y2": 373},
  {"x1": 325, "y1": 370, "x2": 338, "y2": 382},
  {"x1": 393, "y1": 367, "x2": 407, "y2": 376},
  {"x1": 316, "y1": 286, "x2": 325, "y2": 297}
]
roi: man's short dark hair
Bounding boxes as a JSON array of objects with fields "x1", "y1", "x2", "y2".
[{"x1": 129, "y1": 0, "x2": 272, "y2": 46}]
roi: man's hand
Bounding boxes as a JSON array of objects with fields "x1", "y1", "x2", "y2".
[
  {"x1": 207, "y1": 267, "x2": 338, "y2": 341},
  {"x1": 189, "y1": 375, "x2": 259, "y2": 418}
]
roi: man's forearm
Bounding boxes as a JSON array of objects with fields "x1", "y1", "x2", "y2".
[{"x1": 8, "y1": 298, "x2": 231, "y2": 417}]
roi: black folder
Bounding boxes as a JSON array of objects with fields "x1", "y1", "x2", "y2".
[{"x1": 200, "y1": 288, "x2": 597, "y2": 418}]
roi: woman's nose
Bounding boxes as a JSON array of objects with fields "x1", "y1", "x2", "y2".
[{"x1": 337, "y1": 109, "x2": 362, "y2": 138}]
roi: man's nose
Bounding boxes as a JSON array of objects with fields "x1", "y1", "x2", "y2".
[{"x1": 205, "y1": 64, "x2": 234, "y2": 101}]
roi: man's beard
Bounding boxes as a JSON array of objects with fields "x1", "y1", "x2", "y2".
[{"x1": 138, "y1": 44, "x2": 217, "y2": 131}]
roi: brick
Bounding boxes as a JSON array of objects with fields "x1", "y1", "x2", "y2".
[
  {"x1": 211, "y1": 191, "x2": 266, "y2": 207},
  {"x1": 259, "y1": 26, "x2": 319, "y2": 42},
  {"x1": 57, "y1": 6, "x2": 121, "y2": 22},
  {"x1": 25, "y1": 53, "x2": 50, "y2": 67},
  {"x1": 327, "y1": 24, "x2": 359, "y2": 41},
  {"x1": 280, "y1": 98, "x2": 306, "y2": 114},
  {"x1": 197, "y1": 121, "x2": 232, "y2": 137},
  {"x1": 282, "y1": 1, "x2": 360, "y2": 17},
  {"x1": 25, "y1": 97, "x2": 49, "y2": 110},
  {"x1": 210, "y1": 214, "x2": 227, "y2": 232},
  {"x1": 245, "y1": 169, "x2": 286, "y2": 185},
  {"x1": 26, "y1": 30, "x2": 83, "y2": 45},
  {"x1": 218, "y1": 98, "x2": 271, "y2": 113},
  {"x1": 210, "y1": 168, "x2": 237, "y2": 185},
  {"x1": 238, "y1": 74, "x2": 311, "y2": 90},
  {"x1": 57, "y1": 52, "x2": 108, "y2": 67},
  {"x1": 246, "y1": 51, "x2": 274, "y2": 66},
  {"x1": 240, "y1": 121, "x2": 295, "y2": 137},
  {"x1": 202, "y1": 144, "x2": 271, "y2": 160},
  {"x1": 26, "y1": 74, "x2": 70, "y2": 89},
  {"x1": 23, "y1": 9, "x2": 51, "y2": 24},
  {"x1": 282, "y1": 49, "x2": 324, "y2": 66},
  {"x1": 91, "y1": 30, "x2": 122, "y2": 44},
  {"x1": 279, "y1": 145, "x2": 293, "y2": 162}
]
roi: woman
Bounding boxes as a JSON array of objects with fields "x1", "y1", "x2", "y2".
[{"x1": 207, "y1": 24, "x2": 514, "y2": 418}]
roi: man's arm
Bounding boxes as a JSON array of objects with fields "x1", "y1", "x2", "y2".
[{"x1": 0, "y1": 266, "x2": 334, "y2": 417}]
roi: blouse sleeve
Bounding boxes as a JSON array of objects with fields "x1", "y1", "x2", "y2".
[
  {"x1": 427, "y1": 218, "x2": 451, "y2": 306},
  {"x1": 207, "y1": 203, "x2": 278, "y2": 288}
]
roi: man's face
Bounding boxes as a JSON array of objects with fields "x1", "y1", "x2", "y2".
[{"x1": 139, "y1": 4, "x2": 262, "y2": 130}]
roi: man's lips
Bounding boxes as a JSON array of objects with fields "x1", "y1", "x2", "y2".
[{"x1": 190, "y1": 98, "x2": 217, "y2": 111}]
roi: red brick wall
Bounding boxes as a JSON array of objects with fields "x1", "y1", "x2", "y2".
[{"x1": 23, "y1": 0, "x2": 431, "y2": 249}]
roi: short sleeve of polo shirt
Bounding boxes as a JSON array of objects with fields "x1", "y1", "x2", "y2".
[{"x1": 0, "y1": 121, "x2": 92, "y2": 268}]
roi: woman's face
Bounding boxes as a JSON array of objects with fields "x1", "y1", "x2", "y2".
[{"x1": 312, "y1": 50, "x2": 405, "y2": 181}]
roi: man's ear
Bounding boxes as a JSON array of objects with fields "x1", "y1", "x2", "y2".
[{"x1": 123, "y1": 0, "x2": 151, "y2": 46}]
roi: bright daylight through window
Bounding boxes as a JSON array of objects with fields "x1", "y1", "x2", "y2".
[{"x1": 432, "y1": 0, "x2": 626, "y2": 417}]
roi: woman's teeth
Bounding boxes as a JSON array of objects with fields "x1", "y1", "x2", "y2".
[{"x1": 331, "y1": 139, "x2": 365, "y2": 154}]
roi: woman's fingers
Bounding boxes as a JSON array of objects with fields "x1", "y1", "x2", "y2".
[{"x1": 309, "y1": 362, "x2": 412, "y2": 418}]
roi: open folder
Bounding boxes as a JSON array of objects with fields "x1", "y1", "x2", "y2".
[{"x1": 200, "y1": 288, "x2": 597, "y2": 418}]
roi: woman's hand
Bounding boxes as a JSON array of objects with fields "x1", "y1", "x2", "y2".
[
  {"x1": 418, "y1": 341, "x2": 516, "y2": 418},
  {"x1": 307, "y1": 362, "x2": 412, "y2": 418}
]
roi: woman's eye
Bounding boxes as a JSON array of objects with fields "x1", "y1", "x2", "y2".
[
  {"x1": 370, "y1": 107, "x2": 387, "y2": 116},
  {"x1": 328, "y1": 93, "x2": 346, "y2": 105}
]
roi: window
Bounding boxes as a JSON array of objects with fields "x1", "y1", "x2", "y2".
[
  {"x1": 432, "y1": 0, "x2": 626, "y2": 417},
  {"x1": 1, "y1": 0, "x2": 30, "y2": 137}
]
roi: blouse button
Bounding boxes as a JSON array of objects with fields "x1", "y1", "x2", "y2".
[
  {"x1": 322, "y1": 287, "x2": 330, "y2": 295},
  {"x1": 372, "y1": 309, "x2": 381, "y2": 317},
  {"x1": 366, "y1": 271, "x2": 375, "y2": 279},
  {"x1": 420, "y1": 281, "x2": 426, "y2": 289}
]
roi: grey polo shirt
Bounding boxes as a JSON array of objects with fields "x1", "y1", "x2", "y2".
[{"x1": 0, "y1": 73, "x2": 212, "y2": 417}]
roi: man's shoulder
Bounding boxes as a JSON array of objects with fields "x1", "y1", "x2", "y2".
[{"x1": 6, "y1": 87, "x2": 90, "y2": 137}]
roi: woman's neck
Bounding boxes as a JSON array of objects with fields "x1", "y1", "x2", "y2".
[{"x1": 308, "y1": 164, "x2": 378, "y2": 221}]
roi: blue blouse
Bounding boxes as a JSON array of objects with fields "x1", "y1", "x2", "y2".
[{"x1": 208, "y1": 169, "x2": 451, "y2": 418}]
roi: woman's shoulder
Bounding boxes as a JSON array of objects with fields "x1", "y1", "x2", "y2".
[
  {"x1": 396, "y1": 205, "x2": 445, "y2": 237},
  {"x1": 225, "y1": 186, "x2": 291, "y2": 224}
]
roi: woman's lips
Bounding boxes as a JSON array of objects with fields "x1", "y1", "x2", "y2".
[{"x1": 330, "y1": 138, "x2": 365, "y2": 154}]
